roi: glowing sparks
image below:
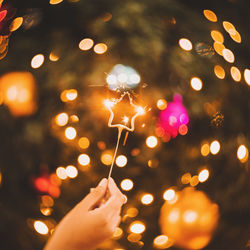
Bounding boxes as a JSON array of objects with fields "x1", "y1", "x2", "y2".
[
  {"x1": 190, "y1": 77, "x2": 203, "y2": 91},
  {"x1": 129, "y1": 221, "x2": 146, "y2": 234},
  {"x1": 179, "y1": 38, "x2": 192, "y2": 51},
  {"x1": 34, "y1": 221, "x2": 49, "y2": 235},
  {"x1": 141, "y1": 193, "x2": 154, "y2": 205},
  {"x1": 203, "y1": 10, "x2": 217, "y2": 22},
  {"x1": 121, "y1": 179, "x2": 134, "y2": 191},
  {"x1": 122, "y1": 116, "x2": 129, "y2": 125},
  {"x1": 116, "y1": 155, "x2": 128, "y2": 167},
  {"x1": 198, "y1": 169, "x2": 209, "y2": 182},
  {"x1": 79, "y1": 38, "x2": 94, "y2": 51},
  {"x1": 146, "y1": 136, "x2": 158, "y2": 148},
  {"x1": 31, "y1": 54, "x2": 44, "y2": 69}
]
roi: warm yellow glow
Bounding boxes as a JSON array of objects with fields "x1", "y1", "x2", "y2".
[
  {"x1": 222, "y1": 48, "x2": 235, "y2": 63},
  {"x1": 78, "y1": 137, "x2": 90, "y2": 149},
  {"x1": 230, "y1": 66, "x2": 241, "y2": 82},
  {"x1": 127, "y1": 233, "x2": 142, "y2": 242},
  {"x1": 31, "y1": 54, "x2": 45, "y2": 69},
  {"x1": 198, "y1": 169, "x2": 209, "y2": 182},
  {"x1": 153, "y1": 235, "x2": 171, "y2": 249},
  {"x1": 113, "y1": 227, "x2": 123, "y2": 239},
  {"x1": 168, "y1": 209, "x2": 180, "y2": 223},
  {"x1": 201, "y1": 143, "x2": 210, "y2": 156},
  {"x1": 163, "y1": 189, "x2": 175, "y2": 201},
  {"x1": 70, "y1": 115, "x2": 79, "y2": 123},
  {"x1": 94, "y1": 43, "x2": 108, "y2": 54},
  {"x1": 146, "y1": 136, "x2": 158, "y2": 148},
  {"x1": 65, "y1": 165, "x2": 78, "y2": 178},
  {"x1": 49, "y1": 52, "x2": 59, "y2": 62},
  {"x1": 56, "y1": 167, "x2": 67, "y2": 180},
  {"x1": 104, "y1": 99, "x2": 115, "y2": 108},
  {"x1": 130, "y1": 221, "x2": 146, "y2": 234},
  {"x1": 41, "y1": 195, "x2": 54, "y2": 207},
  {"x1": 65, "y1": 89, "x2": 78, "y2": 101},
  {"x1": 126, "y1": 207, "x2": 139, "y2": 218},
  {"x1": 157, "y1": 99, "x2": 167, "y2": 110},
  {"x1": 190, "y1": 77, "x2": 203, "y2": 91},
  {"x1": 237, "y1": 145, "x2": 249, "y2": 163},
  {"x1": 79, "y1": 38, "x2": 94, "y2": 51},
  {"x1": 40, "y1": 207, "x2": 52, "y2": 216},
  {"x1": 34, "y1": 221, "x2": 49, "y2": 235},
  {"x1": 78, "y1": 154, "x2": 90, "y2": 166},
  {"x1": 141, "y1": 193, "x2": 154, "y2": 205},
  {"x1": 190, "y1": 175, "x2": 199, "y2": 187},
  {"x1": 210, "y1": 140, "x2": 220, "y2": 155},
  {"x1": 210, "y1": 30, "x2": 224, "y2": 44},
  {"x1": 135, "y1": 106, "x2": 145, "y2": 115},
  {"x1": 116, "y1": 155, "x2": 128, "y2": 167},
  {"x1": 179, "y1": 38, "x2": 192, "y2": 51},
  {"x1": 65, "y1": 127, "x2": 77, "y2": 140},
  {"x1": 181, "y1": 173, "x2": 191, "y2": 184},
  {"x1": 214, "y1": 65, "x2": 225, "y2": 79},
  {"x1": 223, "y1": 21, "x2": 236, "y2": 35},
  {"x1": 213, "y1": 42, "x2": 225, "y2": 56},
  {"x1": 122, "y1": 116, "x2": 129, "y2": 124},
  {"x1": 244, "y1": 69, "x2": 250, "y2": 85},
  {"x1": 9, "y1": 17, "x2": 23, "y2": 32},
  {"x1": 55, "y1": 112, "x2": 68, "y2": 126},
  {"x1": 121, "y1": 179, "x2": 134, "y2": 191},
  {"x1": 0, "y1": 171, "x2": 2, "y2": 185},
  {"x1": 183, "y1": 210, "x2": 198, "y2": 224},
  {"x1": 203, "y1": 10, "x2": 217, "y2": 22},
  {"x1": 101, "y1": 151, "x2": 113, "y2": 166},
  {"x1": 230, "y1": 31, "x2": 241, "y2": 43},
  {"x1": 50, "y1": 0, "x2": 63, "y2": 4}
]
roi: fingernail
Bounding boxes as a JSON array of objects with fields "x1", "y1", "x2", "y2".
[
  {"x1": 123, "y1": 195, "x2": 127, "y2": 204},
  {"x1": 98, "y1": 178, "x2": 107, "y2": 187}
]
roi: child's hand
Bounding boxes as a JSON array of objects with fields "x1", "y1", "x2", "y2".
[{"x1": 45, "y1": 178, "x2": 125, "y2": 250}]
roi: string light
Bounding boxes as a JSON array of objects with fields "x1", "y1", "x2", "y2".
[
  {"x1": 146, "y1": 136, "x2": 158, "y2": 148},
  {"x1": 230, "y1": 66, "x2": 241, "y2": 82},
  {"x1": 243, "y1": 69, "x2": 250, "y2": 85},
  {"x1": 210, "y1": 140, "x2": 220, "y2": 155},
  {"x1": 203, "y1": 10, "x2": 217, "y2": 22},
  {"x1": 94, "y1": 43, "x2": 107, "y2": 54},
  {"x1": 214, "y1": 65, "x2": 225, "y2": 79},
  {"x1": 79, "y1": 38, "x2": 94, "y2": 51},
  {"x1": 198, "y1": 169, "x2": 209, "y2": 182},
  {"x1": 211, "y1": 30, "x2": 224, "y2": 44},
  {"x1": 201, "y1": 143, "x2": 210, "y2": 156},
  {"x1": 78, "y1": 154, "x2": 90, "y2": 166},
  {"x1": 181, "y1": 173, "x2": 191, "y2": 184},
  {"x1": 65, "y1": 165, "x2": 78, "y2": 178},
  {"x1": 213, "y1": 42, "x2": 225, "y2": 56},
  {"x1": 153, "y1": 235, "x2": 173, "y2": 249},
  {"x1": 129, "y1": 221, "x2": 146, "y2": 234},
  {"x1": 120, "y1": 179, "x2": 134, "y2": 191},
  {"x1": 65, "y1": 89, "x2": 78, "y2": 101},
  {"x1": 31, "y1": 54, "x2": 44, "y2": 69},
  {"x1": 56, "y1": 167, "x2": 67, "y2": 180},
  {"x1": 116, "y1": 155, "x2": 128, "y2": 167},
  {"x1": 230, "y1": 31, "x2": 241, "y2": 43},
  {"x1": 126, "y1": 207, "x2": 139, "y2": 218},
  {"x1": 101, "y1": 151, "x2": 113, "y2": 165},
  {"x1": 190, "y1": 77, "x2": 203, "y2": 91},
  {"x1": 222, "y1": 48, "x2": 235, "y2": 63},
  {"x1": 163, "y1": 189, "x2": 175, "y2": 201},
  {"x1": 65, "y1": 127, "x2": 77, "y2": 140},
  {"x1": 157, "y1": 99, "x2": 167, "y2": 110},
  {"x1": 33, "y1": 221, "x2": 49, "y2": 235},
  {"x1": 237, "y1": 145, "x2": 248, "y2": 163},
  {"x1": 178, "y1": 38, "x2": 192, "y2": 51},
  {"x1": 78, "y1": 137, "x2": 90, "y2": 149},
  {"x1": 190, "y1": 175, "x2": 199, "y2": 187},
  {"x1": 223, "y1": 21, "x2": 236, "y2": 35},
  {"x1": 141, "y1": 193, "x2": 154, "y2": 205},
  {"x1": 55, "y1": 112, "x2": 68, "y2": 126}
]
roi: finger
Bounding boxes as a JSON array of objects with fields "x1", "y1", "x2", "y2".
[{"x1": 79, "y1": 178, "x2": 107, "y2": 210}]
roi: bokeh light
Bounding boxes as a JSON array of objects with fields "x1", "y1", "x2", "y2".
[
  {"x1": 9, "y1": 17, "x2": 23, "y2": 32},
  {"x1": 210, "y1": 140, "x2": 220, "y2": 155},
  {"x1": 55, "y1": 112, "x2": 68, "y2": 126},
  {"x1": 201, "y1": 143, "x2": 210, "y2": 156},
  {"x1": 181, "y1": 173, "x2": 191, "y2": 184},
  {"x1": 78, "y1": 154, "x2": 90, "y2": 166},
  {"x1": 163, "y1": 189, "x2": 175, "y2": 201},
  {"x1": 34, "y1": 221, "x2": 49, "y2": 235},
  {"x1": 222, "y1": 48, "x2": 235, "y2": 63},
  {"x1": 116, "y1": 155, "x2": 128, "y2": 167},
  {"x1": 101, "y1": 151, "x2": 113, "y2": 165},
  {"x1": 223, "y1": 21, "x2": 236, "y2": 35},
  {"x1": 203, "y1": 10, "x2": 217, "y2": 22},
  {"x1": 126, "y1": 207, "x2": 139, "y2": 218},
  {"x1": 50, "y1": 0, "x2": 63, "y2": 4},
  {"x1": 211, "y1": 30, "x2": 224, "y2": 43},
  {"x1": 214, "y1": 65, "x2": 225, "y2": 79},
  {"x1": 244, "y1": 69, "x2": 250, "y2": 85},
  {"x1": 237, "y1": 145, "x2": 248, "y2": 163},
  {"x1": 65, "y1": 165, "x2": 78, "y2": 178},
  {"x1": 78, "y1": 137, "x2": 90, "y2": 149},
  {"x1": 198, "y1": 169, "x2": 209, "y2": 182},
  {"x1": 94, "y1": 43, "x2": 107, "y2": 54},
  {"x1": 230, "y1": 31, "x2": 241, "y2": 43},
  {"x1": 56, "y1": 167, "x2": 67, "y2": 180},
  {"x1": 157, "y1": 99, "x2": 167, "y2": 110},
  {"x1": 153, "y1": 235, "x2": 173, "y2": 249},
  {"x1": 65, "y1": 89, "x2": 78, "y2": 101},
  {"x1": 129, "y1": 221, "x2": 146, "y2": 234},
  {"x1": 79, "y1": 38, "x2": 94, "y2": 51},
  {"x1": 121, "y1": 179, "x2": 134, "y2": 191},
  {"x1": 127, "y1": 233, "x2": 142, "y2": 243},
  {"x1": 31, "y1": 54, "x2": 44, "y2": 69},
  {"x1": 183, "y1": 210, "x2": 198, "y2": 224},
  {"x1": 230, "y1": 66, "x2": 241, "y2": 82},
  {"x1": 190, "y1": 175, "x2": 199, "y2": 187},
  {"x1": 146, "y1": 136, "x2": 158, "y2": 148},
  {"x1": 113, "y1": 227, "x2": 123, "y2": 240},
  {"x1": 213, "y1": 42, "x2": 225, "y2": 56},
  {"x1": 179, "y1": 38, "x2": 192, "y2": 51},
  {"x1": 141, "y1": 193, "x2": 154, "y2": 205},
  {"x1": 49, "y1": 52, "x2": 59, "y2": 62},
  {"x1": 65, "y1": 127, "x2": 77, "y2": 140},
  {"x1": 190, "y1": 77, "x2": 203, "y2": 91}
]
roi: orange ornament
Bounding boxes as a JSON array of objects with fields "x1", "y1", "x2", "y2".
[
  {"x1": 160, "y1": 187, "x2": 219, "y2": 249},
  {"x1": 0, "y1": 71, "x2": 37, "y2": 116}
]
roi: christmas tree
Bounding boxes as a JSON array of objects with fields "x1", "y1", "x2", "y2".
[{"x1": 0, "y1": 0, "x2": 249, "y2": 249}]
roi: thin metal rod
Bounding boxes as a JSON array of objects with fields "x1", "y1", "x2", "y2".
[{"x1": 108, "y1": 127, "x2": 123, "y2": 178}]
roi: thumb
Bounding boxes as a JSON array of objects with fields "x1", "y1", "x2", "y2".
[{"x1": 80, "y1": 178, "x2": 107, "y2": 211}]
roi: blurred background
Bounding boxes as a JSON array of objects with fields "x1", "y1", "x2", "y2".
[{"x1": 0, "y1": 0, "x2": 249, "y2": 249}]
